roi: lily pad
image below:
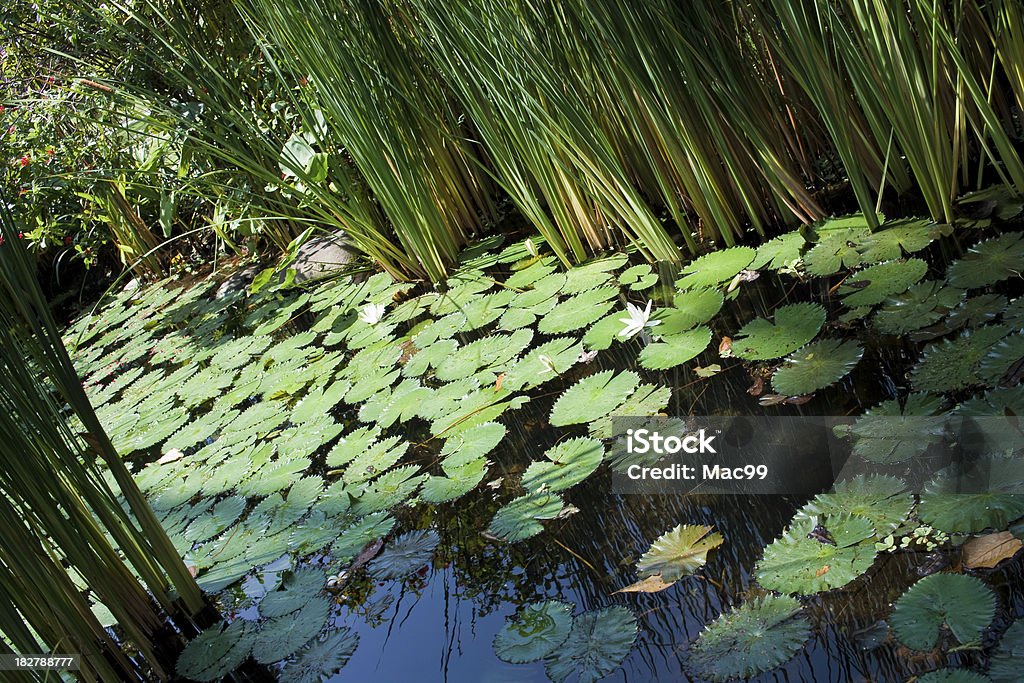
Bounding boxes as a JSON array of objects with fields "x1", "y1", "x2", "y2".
[
  {"x1": 891, "y1": 573, "x2": 995, "y2": 651},
  {"x1": 750, "y1": 231, "x2": 805, "y2": 270},
  {"x1": 522, "y1": 437, "x2": 604, "y2": 493},
  {"x1": 947, "y1": 232, "x2": 1024, "y2": 289},
  {"x1": 847, "y1": 394, "x2": 947, "y2": 463},
  {"x1": 619, "y1": 264, "x2": 658, "y2": 291},
  {"x1": 798, "y1": 475, "x2": 912, "y2": 536},
  {"x1": 756, "y1": 516, "x2": 876, "y2": 595},
  {"x1": 368, "y1": 530, "x2": 439, "y2": 580},
  {"x1": 661, "y1": 288, "x2": 724, "y2": 332},
  {"x1": 912, "y1": 326, "x2": 1009, "y2": 392},
  {"x1": 543, "y1": 606, "x2": 638, "y2": 683},
  {"x1": 732, "y1": 303, "x2": 826, "y2": 360},
  {"x1": 549, "y1": 370, "x2": 639, "y2": 427},
  {"x1": 252, "y1": 599, "x2": 331, "y2": 664},
  {"x1": 636, "y1": 524, "x2": 723, "y2": 583},
  {"x1": 638, "y1": 326, "x2": 712, "y2": 370},
  {"x1": 771, "y1": 339, "x2": 863, "y2": 396},
  {"x1": 281, "y1": 628, "x2": 360, "y2": 683},
  {"x1": 176, "y1": 620, "x2": 254, "y2": 682},
  {"x1": 873, "y1": 281, "x2": 963, "y2": 335},
  {"x1": 688, "y1": 594, "x2": 811, "y2": 682},
  {"x1": 989, "y1": 621, "x2": 1024, "y2": 682},
  {"x1": 839, "y1": 259, "x2": 928, "y2": 307},
  {"x1": 917, "y1": 671, "x2": 990, "y2": 683},
  {"x1": 493, "y1": 601, "x2": 574, "y2": 664},
  {"x1": 675, "y1": 247, "x2": 756, "y2": 290},
  {"x1": 537, "y1": 287, "x2": 619, "y2": 334},
  {"x1": 488, "y1": 492, "x2": 564, "y2": 542}
]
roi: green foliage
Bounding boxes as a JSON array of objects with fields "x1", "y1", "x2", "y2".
[
  {"x1": 493, "y1": 601, "x2": 574, "y2": 664},
  {"x1": 522, "y1": 437, "x2": 604, "y2": 493},
  {"x1": 367, "y1": 530, "x2": 439, "y2": 580},
  {"x1": 688, "y1": 595, "x2": 811, "y2": 682},
  {"x1": 839, "y1": 259, "x2": 928, "y2": 308},
  {"x1": 281, "y1": 628, "x2": 359, "y2": 683},
  {"x1": 912, "y1": 326, "x2": 1009, "y2": 392},
  {"x1": 732, "y1": 303, "x2": 826, "y2": 360},
  {"x1": 488, "y1": 492, "x2": 564, "y2": 542},
  {"x1": 675, "y1": 247, "x2": 755, "y2": 290},
  {"x1": 891, "y1": 574, "x2": 996, "y2": 651},
  {"x1": 638, "y1": 326, "x2": 712, "y2": 370},
  {"x1": 543, "y1": 606, "x2": 637, "y2": 683},
  {"x1": 989, "y1": 621, "x2": 1024, "y2": 683},
  {"x1": 176, "y1": 620, "x2": 254, "y2": 682},
  {"x1": 549, "y1": 370, "x2": 639, "y2": 427},
  {"x1": 947, "y1": 233, "x2": 1024, "y2": 289},
  {"x1": 636, "y1": 524, "x2": 723, "y2": 583},
  {"x1": 756, "y1": 516, "x2": 876, "y2": 595}
]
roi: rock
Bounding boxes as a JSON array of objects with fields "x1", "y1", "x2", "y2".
[
  {"x1": 214, "y1": 263, "x2": 262, "y2": 299},
  {"x1": 287, "y1": 231, "x2": 357, "y2": 284}
]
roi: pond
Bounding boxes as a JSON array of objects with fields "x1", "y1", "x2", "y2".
[{"x1": 63, "y1": 213, "x2": 1024, "y2": 682}]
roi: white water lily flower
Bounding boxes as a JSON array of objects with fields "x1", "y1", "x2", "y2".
[
  {"x1": 359, "y1": 302, "x2": 386, "y2": 325},
  {"x1": 538, "y1": 354, "x2": 557, "y2": 374},
  {"x1": 618, "y1": 300, "x2": 661, "y2": 339},
  {"x1": 525, "y1": 237, "x2": 539, "y2": 257}
]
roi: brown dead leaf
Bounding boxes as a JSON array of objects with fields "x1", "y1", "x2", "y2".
[
  {"x1": 962, "y1": 531, "x2": 1022, "y2": 569},
  {"x1": 613, "y1": 574, "x2": 677, "y2": 594},
  {"x1": 718, "y1": 336, "x2": 733, "y2": 358},
  {"x1": 747, "y1": 375, "x2": 764, "y2": 396},
  {"x1": 815, "y1": 565, "x2": 830, "y2": 577}
]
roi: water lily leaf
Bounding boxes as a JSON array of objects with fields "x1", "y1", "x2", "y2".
[
  {"x1": 873, "y1": 281, "x2": 963, "y2": 334},
  {"x1": 619, "y1": 264, "x2": 658, "y2": 291},
  {"x1": 435, "y1": 330, "x2": 533, "y2": 381},
  {"x1": 962, "y1": 531, "x2": 1022, "y2": 569},
  {"x1": 750, "y1": 231, "x2": 805, "y2": 270},
  {"x1": 402, "y1": 339, "x2": 458, "y2": 377},
  {"x1": 358, "y1": 378, "x2": 432, "y2": 428},
  {"x1": 331, "y1": 512, "x2": 396, "y2": 564},
  {"x1": 589, "y1": 384, "x2": 671, "y2": 439},
  {"x1": 281, "y1": 628, "x2": 359, "y2": 683},
  {"x1": 522, "y1": 437, "x2": 604, "y2": 493},
  {"x1": 917, "y1": 461, "x2": 1024, "y2": 534},
  {"x1": 537, "y1": 287, "x2": 619, "y2": 334},
  {"x1": 493, "y1": 601, "x2": 574, "y2": 664},
  {"x1": 891, "y1": 573, "x2": 995, "y2": 651},
  {"x1": 420, "y1": 457, "x2": 488, "y2": 503},
  {"x1": 176, "y1": 620, "x2": 254, "y2": 682},
  {"x1": 947, "y1": 232, "x2": 1024, "y2": 289},
  {"x1": 912, "y1": 326, "x2": 1009, "y2": 392},
  {"x1": 756, "y1": 516, "x2": 875, "y2": 595},
  {"x1": 368, "y1": 530, "x2": 439, "y2": 580},
  {"x1": 260, "y1": 568, "x2": 325, "y2": 618},
  {"x1": 582, "y1": 312, "x2": 624, "y2": 351},
  {"x1": 276, "y1": 419, "x2": 345, "y2": 460},
  {"x1": 840, "y1": 258, "x2": 928, "y2": 308},
  {"x1": 549, "y1": 370, "x2": 639, "y2": 427},
  {"x1": 660, "y1": 288, "x2": 724, "y2": 332},
  {"x1": 440, "y1": 421, "x2": 507, "y2": 466},
  {"x1": 182, "y1": 496, "x2": 246, "y2": 545},
  {"x1": 543, "y1": 606, "x2": 638, "y2": 683},
  {"x1": 946, "y1": 294, "x2": 1008, "y2": 330},
  {"x1": 337, "y1": 435, "x2": 408, "y2": 486},
  {"x1": 636, "y1": 524, "x2": 723, "y2": 583},
  {"x1": 847, "y1": 394, "x2": 947, "y2": 463},
  {"x1": 675, "y1": 247, "x2": 756, "y2": 290},
  {"x1": 732, "y1": 303, "x2": 826, "y2": 360},
  {"x1": 326, "y1": 426, "x2": 381, "y2": 469},
  {"x1": 505, "y1": 257, "x2": 557, "y2": 289},
  {"x1": 802, "y1": 217, "x2": 873, "y2": 275},
  {"x1": 505, "y1": 337, "x2": 583, "y2": 390},
  {"x1": 798, "y1": 475, "x2": 912, "y2": 536},
  {"x1": 979, "y1": 332, "x2": 1024, "y2": 386},
  {"x1": 344, "y1": 368, "x2": 401, "y2": 405},
  {"x1": 638, "y1": 326, "x2": 712, "y2": 370},
  {"x1": 252, "y1": 599, "x2": 331, "y2": 664},
  {"x1": 349, "y1": 465, "x2": 425, "y2": 516},
  {"x1": 771, "y1": 339, "x2": 863, "y2": 396},
  {"x1": 488, "y1": 492, "x2": 564, "y2": 542},
  {"x1": 238, "y1": 457, "x2": 311, "y2": 497},
  {"x1": 856, "y1": 219, "x2": 949, "y2": 263},
  {"x1": 989, "y1": 621, "x2": 1024, "y2": 682},
  {"x1": 688, "y1": 594, "x2": 811, "y2": 682}
]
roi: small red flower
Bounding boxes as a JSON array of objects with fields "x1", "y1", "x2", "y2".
[
  {"x1": 0, "y1": 236, "x2": 4, "y2": 245},
  {"x1": 47, "y1": 148, "x2": 54, "y2": 156},
  {"x1": 18, "y1": 232, "x2": 24, "y2": 239},
  {"x1": 19, "y1": 155, "x2": 29, "y2": 167},
  {"x1": 64, "y1": 236, "x2": 72, "y2": 245}
]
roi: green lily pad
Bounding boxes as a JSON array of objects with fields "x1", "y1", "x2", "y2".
[
  {"x1": 588, "y1": 384, "x2": 671, "y2": 439},
  {"x1": 638, "y1": 326, "x2": 712, "y2": 371},
  {"x1": 176, "y1": 620, "x2": 254, "y2": 682},
  {"x1": 368, "y1": 530, "x2": 439, "y2": 580},
  {"x1": 840, "y1": 259, "x2": 928, "y2": 307},
  {"x1": 912, "y1": 326, "x2": 1009, "y2": 392},
  {"x1": 260, "y1": 568, "x2": 325, "y2": 618},
  {"x1": 537, "y1": 287, "x2": 619, "y2": 334},
  {"x1": 989, "y1": 621, "x2": 1024, "y2": 682},
  {"x1": 618, "y1": 264, "x2": 658, "y2": 290},
  {"x1": 522, "y1": 437, "x2": 604, "y2": 493},
  {"x1": 873, "y1": 281, "x2": 963, "y2": 335},
  {"x1": 979, "y1": 332, "x2": 1024, "y2": 385},
  {"x1": 488, "y1": 492, "x2": 564, "y2": 542},
  {"x1": 688, "y1": 595, "x2": 811, "y2": 682},
  {"x1": 750, "y1": 231, "x2": 806, "y2": 270},
  {"x1": 771, "y1": 339, "x2": 863, "y2": 396},
  {"x1": 636, "y1": 524, "x2": 723, "y2": 583},
  {"x1": 675, "y1": 247, "x2": 756, "y2": 290},
  {"x1": 797, "y1": 475, "x2": 912, "y2": 536},
  {"x1": 756, "y1": 516, "x2": 876, "y2": 595},
  {"x1": 660, "y1": 288, "x2": 724, "y2": 332},
  {"x1": 281, "y1": 628, "x2": 359, "y2": 683},
  {"x1": 493, "y1": 601, "x2": 574, "y2": 664},
  {"x1": 252, "y1": 599, "x2": 331, "y2": 664},
  {"x1": 917, "y1": 461, "x2": 1024, "y2": 534},
  {"x1": 732, "y1": 303, "x2": 826, "y2": 360},
  {"x1": 946, "y1": 294, "x2": 1008, "y2": 330},
  {"x1": 847, "y1": 393, "x2": 947, "y2": 463},
  {"x1": 543, "y1": 606, "x2": 638, "y2": 683},
  {"x1": 549, "y1": 370, "x2": 639, "y2": 427},
  {"x1": 947, "y1": 232, "x2": 1024, "y2": 289},
  {"x1": 891, "y1": 573, "x2": 995, "y2": 651},
  {"x1": 330, "y1": 513, "x2": 396, "y2": 564}
]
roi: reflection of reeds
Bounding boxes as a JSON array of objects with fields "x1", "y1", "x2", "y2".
[
  {"x1": 72, "y1": 0, "x2": 1024, "y2": 280},
  {"x1": 0, "y1": 199, "x2": 203, "y2": 678}
]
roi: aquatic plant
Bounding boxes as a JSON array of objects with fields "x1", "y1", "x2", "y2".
[
  {"x1": 543, "y1": 606, "x2": 638, "y2": 683},
  {"x1": 771, "y1": 339, "x2": 863, "y2": 396},
  {"x1": 493, "y1": 601, "x2": 574, "y2": 664},
  {"x1": 635, "y1": 524, "x2": 723, "y2": 584},
  {"x1": 732, "y1": 302, "x2": 826, "y2": 360},
  {"x1": 891, "y1": 573, "x2": 996, "y2": 651}
]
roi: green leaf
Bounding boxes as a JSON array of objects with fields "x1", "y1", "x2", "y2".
[
  {"x1": 873, "y1": 281, "x2": 963, "y2": 335},
  {"x1": 661, "y1": 288, "x2": 724, "y2": 332},
  {"x1": 688, "y1": 595, "x2": 811, "y2": 682},
  {"x1": 638, "y1": 326, "x2": 712, "y2": 370},
  {"x1": 989, "y1": 621, "x2": 1024, "y2": 683},
  {"x1": 368, "y1": 530, "x2": 439, "y2": 580},
  {"x1": 259, "y1": 568, "x2": 325, "y2": 619},
  {"x1": 281, "y1": 628, "x2": 359, "y2": 683},
  {"x1": 947, "y1": 232, "x2": 1024, "y2": 289},
  {"x1": 839, "y1": 259, "x2": 928, "y2": 307},
  {"x1": 176, "y1": 620, "x2": 254, "y2": 682},
  {"x1": 549, "y1": 370, "x2": 639, "y2": 427},
  {"x1": 917, "y1": 461, "x2": 1024, "y2": 534},
  {"x1": 891, "y1": 574, "x2": 995, "y2": 651},
  {"x1": 675, "y1": 247, "x2": 755, "y2": 290},
  {"x1": 537, "y1": 287, "x2": 619, "y2": 334},
  {"x1": 979, "y1": 332, "x2": 1024, "y2": 385},
  {"x1": 750, "y1": 231, "x2": 805, "y2": 270},
  {"x1": 618, "y1": 264, "x2": 658, "y2": 290},
  {"x1": 797, "y1": 475, "x2": 912, "y2": 536},
  {"x1": 636, "y1": 524, "x2": 723, "y2": 583},
  {"x1": 522, "y1": 437, "x2": 604, "y2": 493},
  {"x1": 330, "y1": 513, "x2": 396, "y2": 564},
  {"x1": 756, "y1": 516, "x2": 876, "y2": 595},
  {"x1": 848, "y1": 394, "x2": 947, "y2": 463},
  {"x1": 493, "y1": 601, "x2": 574, "y2": 664},
  {"x1": 543, "y1": 606, "x2": 638, "y2": 683},
  {"x1": 771, "y1": 339, "x2": 863, "y2": 396},
  {"x1": 732, "y1": 303, "x2": 826, "y2": 360},
  {"x1": 252, "y1": 599, "x2": 331, "y2": 664},
  {"x1": 488, "y1": 492, "x2": 564, "y2": 542},
  {"x1": 588, "y1": 384, "x2": 671, "y2": 439},
  {"x1": 912, "y1": 326, "x2": 1009, "y2": 392}
]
